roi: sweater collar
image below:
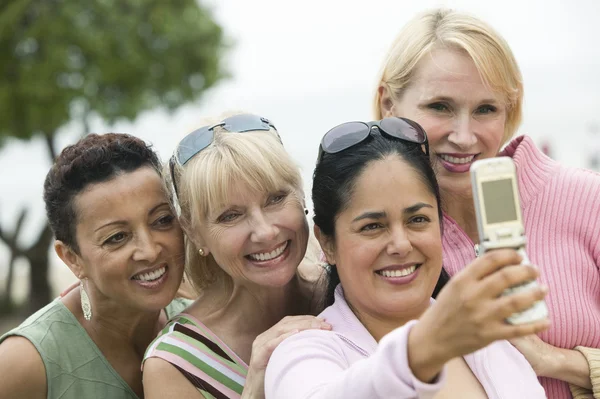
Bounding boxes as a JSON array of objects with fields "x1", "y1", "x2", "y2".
[
  {"x1": 324, "y1": 285, "x2": 434, "y2": 356},
  {"x1": 323, "y1": 285, "x2": 379, "y2": 355},
  {"x1": 499, "y1": 135, "x2": 559, "y2": 206}
]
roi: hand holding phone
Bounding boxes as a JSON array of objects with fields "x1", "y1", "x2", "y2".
[{"x1": 470, "y1": 157, "x2": 548, "y2": 324}]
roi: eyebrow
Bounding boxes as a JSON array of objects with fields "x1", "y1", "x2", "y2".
[
  {"x1": 351, "y1": 202, "x2": 434, "y2": 223},
  {"x1": 421, "y1": 95, "x2": 499, "y2": 104},
  {"x1": 94, "y1": 202, "x2": 170, "y2": 232}
]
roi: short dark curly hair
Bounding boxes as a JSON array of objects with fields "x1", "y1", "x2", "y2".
[{"x1": 43, "y1": 133, "x2": 162, "y2": 253}]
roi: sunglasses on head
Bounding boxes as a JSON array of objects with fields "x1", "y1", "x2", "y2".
[
  {"x1": 169, "y1": 114, "x2": 281, "y2": 199},
  {"x1": 317, "y1": 117, "x2": 429, "y2": 165}
]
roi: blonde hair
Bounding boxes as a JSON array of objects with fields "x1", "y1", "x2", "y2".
[
  {"x1": 373, "y1": 8, "x2": 523, "y2": 144},
  {"x1": 165, "y1": 112, "x2": 304, "y2": 292}
]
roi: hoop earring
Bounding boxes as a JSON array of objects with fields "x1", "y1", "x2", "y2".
[
  {"x1": 198, "y1": 248, "x2": 205, "y2": 256},
  {"x1": 80, "y1": 280, "x2": 92, "y2": 321}
]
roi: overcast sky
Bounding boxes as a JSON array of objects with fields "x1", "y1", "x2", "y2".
[{"x1": 1, "y1": 0, "x2": 599, "y2": 289}]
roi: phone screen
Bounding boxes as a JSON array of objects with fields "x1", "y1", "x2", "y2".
[{"x1": 482, "y1": 179, "x2": 518, "y2": 224}]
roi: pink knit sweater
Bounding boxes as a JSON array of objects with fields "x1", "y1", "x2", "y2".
[{"x1": 442, "y1": 135, "x2": 600, "y2": 398}]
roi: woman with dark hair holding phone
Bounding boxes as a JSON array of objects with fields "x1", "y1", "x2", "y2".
[{"x1": 264, "y1": 117, "x2": 547, "y2": 398}]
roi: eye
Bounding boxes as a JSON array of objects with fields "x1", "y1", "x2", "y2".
[
  {"x1": 475, "y1": 104, "x2": 497, "y2": 115},
  {"x1": 104, "y1": 232, "x2": 128, "y2": 245},
  {"x1": 360, "y1": 222, "x2": 382, "y2": 232},
  {"x1": 218, "y1": 212, "x2": 241, "y2": 223},
  {"x1": 428, "y1": 102, "x2": 450, "y2": 112},
  {"x1": 153, "y1": 214, "x2": 175, "y2": 228},
  {"x1": 267, "y1": 192, "x2": 288, "y2": 206},
  {"x1": 409, "y1": 215, "x2": 430, "y2": 225}
]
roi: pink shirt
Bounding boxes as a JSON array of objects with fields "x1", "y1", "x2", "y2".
[
  {"x1": 265, "y1": 285, "x2": 545, "y2": 399},
  {"x1": 442, "y1": 135, "x2": 600, "y2": 398}
]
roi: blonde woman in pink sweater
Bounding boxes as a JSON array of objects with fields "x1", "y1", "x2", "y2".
[{"x1": 374, "y1": 8, "x2": 600, "y2": 398}]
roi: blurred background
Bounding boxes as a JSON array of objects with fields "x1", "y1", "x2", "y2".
[{"x1": 1, "y1": 0, "x2": 599, "y2": 333}]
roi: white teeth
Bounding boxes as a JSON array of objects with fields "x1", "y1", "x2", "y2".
[
  {"x1": 133, "y1": 266, "x2": 166, "y2": 281},
  {"x1": 439, "y1": 154, "x2": 475, "y2": 164},
  {"x1": 248, "y1": 242, "x2": 288, "y2": 261},
  {"x1": 378, "y1": 265, "x2": 417, "y2": 278}
]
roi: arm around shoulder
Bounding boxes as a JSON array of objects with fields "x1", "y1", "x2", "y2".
[
  {"x1": 0, "y1": 336, "x2": 47, "y2": 399},
  {"x1": 143, "y1": 357, "x2": 207, "y2": 399}
]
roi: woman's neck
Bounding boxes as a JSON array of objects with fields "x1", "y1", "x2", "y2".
[
  {"x1": 441, "y1": 187, "x2": 479, "y2": 243},
  {"x1": 352, "y1": 301, "x2": 430, "y2": 342},
  {"x1": 191, "y1": 275, "x2": 310, "y2": 337},
  {"x1": 63, "y1": 288, "x2": 164, "y2": 356}
]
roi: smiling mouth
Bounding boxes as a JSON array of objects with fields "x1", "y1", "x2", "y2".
[
  {"x1": 246, "y1": 241, "x2": 290, "y2": 262},
  {"x1": 438, "y1": 154, "x2": 477, "y2": 164},
  {"x1": 375, "y1": 264, "x2": 420, "y2": 277},
  {"x1": 132, "y1": 265, "x2": 167, "y2": 282}
]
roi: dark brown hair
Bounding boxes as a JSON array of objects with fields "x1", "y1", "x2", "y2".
[{"x1": 43, "y1": 133, "x2": 162, "y2": 252}]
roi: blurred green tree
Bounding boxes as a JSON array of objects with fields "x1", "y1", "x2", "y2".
[{"x1": 0, "y1": 0, "x2": 227, "y2": 314}]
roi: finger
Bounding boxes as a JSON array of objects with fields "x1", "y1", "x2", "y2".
[
  {"x1": 257, "y1": 317, "x2": 331, "y2": 343},
  {"x1": 464, "y1": 249, "x2": 523, "y2": 281},
  {"x1": 60, "y1": 281, "x2": 79, "y2": 297},
  {"x1": 278, "y1": 316, "x2": 329, "y2": 327},
  {"x1": 494, "y1": 318, "x2": 551, "y2": 341},
  {"x1": 493, "y1": 284, "x2": 548, "y2": 320},
  {"x1": 249, "y1": 329, "x2": 302, "y2": 370},
  {"x1": 478, "y1": 264, "x2": 540, "y2": 298},
  {"x1": 272, "y1": 318, "x2": 331, "y2": 336},
  {"x1": 266, "y1": 329, "x2": 301, "y2": 352}
]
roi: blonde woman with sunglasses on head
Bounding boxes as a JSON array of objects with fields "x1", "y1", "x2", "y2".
[{"x1": 142, "y1": 113, "x2": 329, "y2": 399}]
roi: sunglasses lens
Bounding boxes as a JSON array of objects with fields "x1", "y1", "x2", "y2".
[
  {"x1": 222, "y1": 114, "x2": 272, "y2": 132},
  {"x1": 322, "y1": 122, "x2": 370, "y2": 153},
  {"x1": 380, "y1": 117, "x2": 426, "y2": 143},
  {"x1": 176, "y1": 127, "x2": 214, "y2": 165}
]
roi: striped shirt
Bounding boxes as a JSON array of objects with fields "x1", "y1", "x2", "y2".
[{"x1": 143, "y1": 313, "x2": 248, "y2": 399}]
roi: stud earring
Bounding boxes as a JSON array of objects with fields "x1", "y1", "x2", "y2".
[
  {"x1": 80, "y1": 279, "x2": 92, "y2": 321},
  {"x1": 198, "y1": 248, "x2": 205, "y2": 256},
  {"x1": 304, "y1": 209, "x2": 309, "y2": 215}
]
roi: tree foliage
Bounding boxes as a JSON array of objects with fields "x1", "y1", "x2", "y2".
[
  {"x1": 0, "y1": 0, "x2": 227, "y2": 314},
  {"x1": 0, "y1": 0, "x2": 226, "y2": 146}
]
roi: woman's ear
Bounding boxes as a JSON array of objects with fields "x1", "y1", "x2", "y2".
[
  {"x1": 378, "y1": 85, "x2": 396, "y2": 118},
  {"x1": 55, "y1": 240, "x2": 85, "y2": 279},
  {"x1": 188, "y1": 233, "x2": 211, "y2": 257},
  {"x1": 314, "y1": 224, "x2": 336, "y2": 265}
]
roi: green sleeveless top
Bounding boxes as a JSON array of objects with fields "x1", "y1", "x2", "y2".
[{"x1": 0, "y1": 297, "x2": 191, "y2": 399}]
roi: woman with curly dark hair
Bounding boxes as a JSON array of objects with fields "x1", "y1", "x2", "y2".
[{"x1": 0, "y1": 133, "x2": 188, "y2": 399}]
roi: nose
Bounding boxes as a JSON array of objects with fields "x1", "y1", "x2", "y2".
[
  {"x1": 250, "y1": 211, "x2": 280, "y2": 243},
  {"x1": 448, "y1": 114, "x2": 478, "y2": 150},
  {"x1": 386, "y1": 226, "x2": 412, "y2": 257},
  {"x1": 132, "y1": 229, "x2": 161, "y2": 263}
]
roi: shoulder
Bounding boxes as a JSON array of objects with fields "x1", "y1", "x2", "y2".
[
  {"x1": 270, "y1": 329, "x2": 349, "y2": 368},
  {"x1": 0, "y1": 336, "x2": 47, "y2": 399},
  {"x1": 164, "y1": 297, "x2": 193, "y2": 319},
  {"x1": 144, "y1": 315, "x2": 242, "y2": 375},
  {"x1": 143, "y1": 357, "x2": 201, "y2": 399},
  {"x1": 143, "y1": 317, "x2": 182, "y2": 365}
]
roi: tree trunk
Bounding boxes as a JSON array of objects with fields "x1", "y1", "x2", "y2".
[
  {"x1": 23, "y1": 132, "x2": 58, "y2": 314},
  {"x1": 2, "y1": 253, "x2": 17, "y2": 312},
  {"x1": 0, "y1": 208, "x2": 27, "y2": 314},
  {"x1": 24, "y1": 223, "x2": 53, "y2": 314}
]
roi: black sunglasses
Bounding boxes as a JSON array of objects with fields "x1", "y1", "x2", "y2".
[
  {"x1": 317, "y1": 117, "x2": 429, "y2": 165},
  {"x1": 169, "y1": 114, "x2": 280, "y2": 199}
]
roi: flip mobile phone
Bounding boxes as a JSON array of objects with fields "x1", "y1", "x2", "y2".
[{"x1": 471, "y1": 157, "x2": 548, "y2": 324}]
